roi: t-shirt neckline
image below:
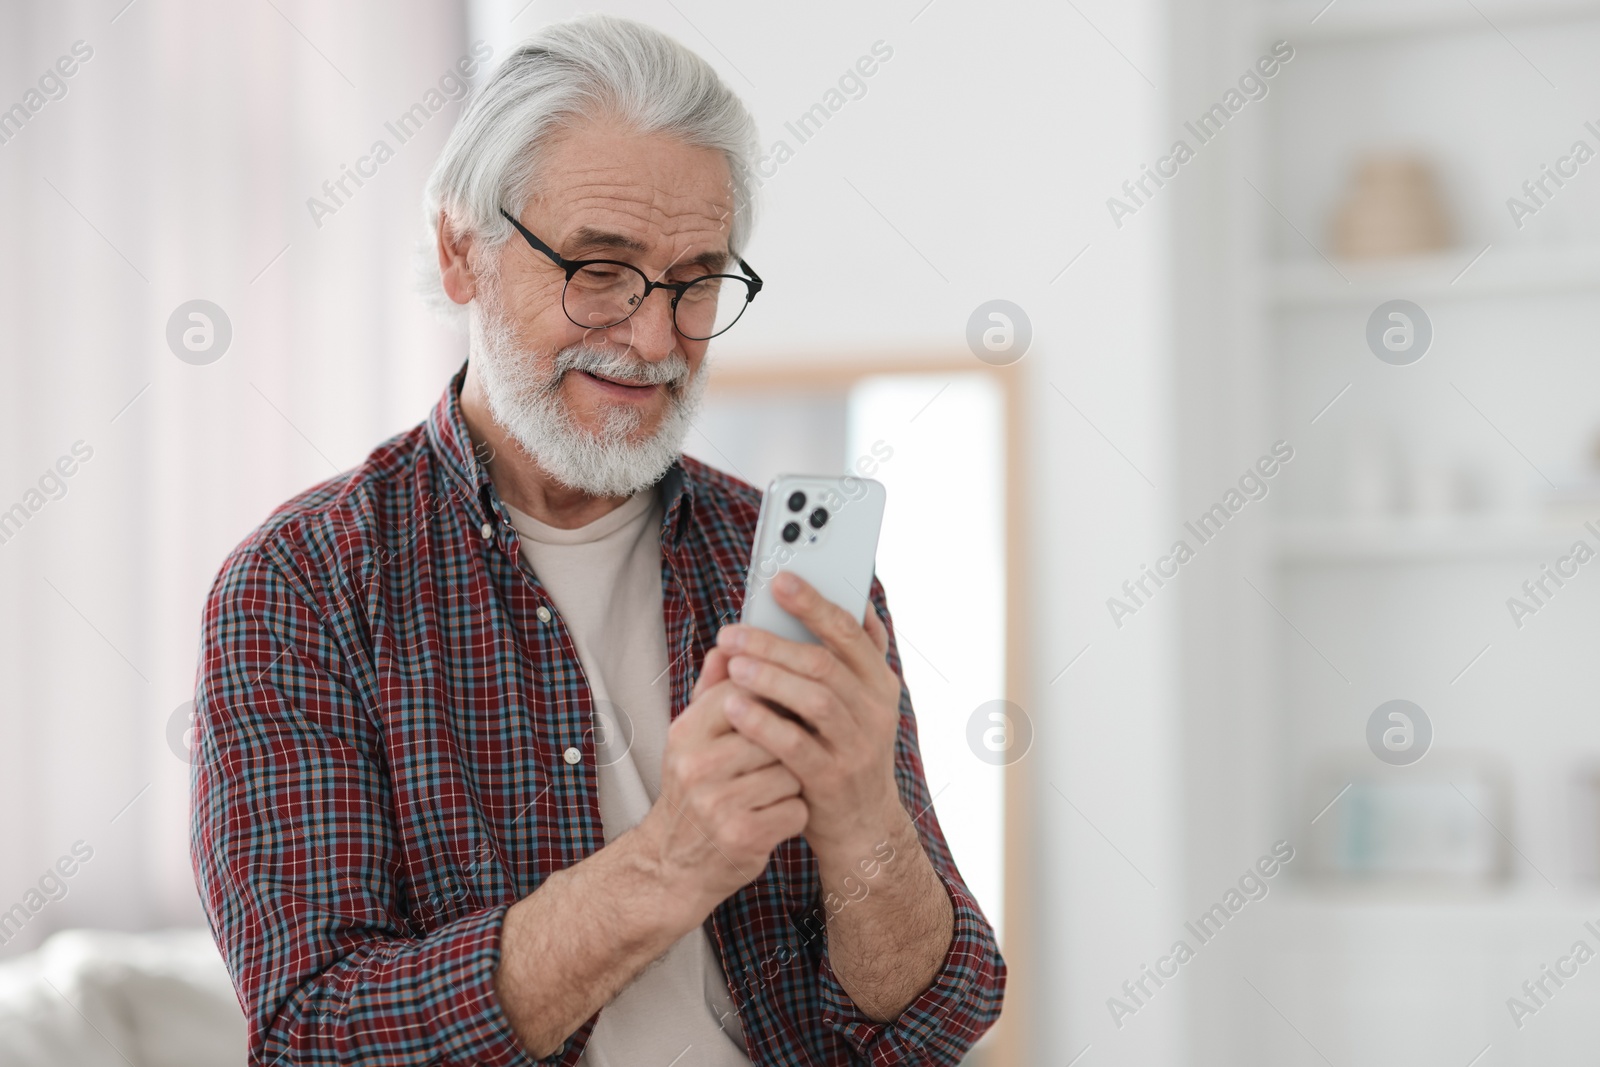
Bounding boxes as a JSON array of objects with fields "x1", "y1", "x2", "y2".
[{"x1": 503, "y1": 485, "x2": 659, "y2": 547}]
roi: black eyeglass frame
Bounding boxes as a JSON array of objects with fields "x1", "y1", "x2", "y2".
[{"x1": 497, "y1": 208, "x2": 763, "y2": 341}]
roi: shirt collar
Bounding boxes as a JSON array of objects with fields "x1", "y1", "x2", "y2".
[{"x1": 425, "y1": 360, "x2": 696, "y2": 550}]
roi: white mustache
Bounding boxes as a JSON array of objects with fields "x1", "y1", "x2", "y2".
[{"x1": 554, "y1": 345, "x2": 691, "y2": 390}]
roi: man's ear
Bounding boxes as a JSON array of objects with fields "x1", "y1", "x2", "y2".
[{"x1": 437, "y1": 211, "x2": 478, "y2": 305}]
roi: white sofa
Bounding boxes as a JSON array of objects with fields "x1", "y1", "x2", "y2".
[{"x1": 0, "y1": 929, "x2": 246, "y2": 1067}]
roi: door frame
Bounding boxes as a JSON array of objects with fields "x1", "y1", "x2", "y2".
[{"x1": 707, "y1": 353, "x2": 1031, "y2": 1067}]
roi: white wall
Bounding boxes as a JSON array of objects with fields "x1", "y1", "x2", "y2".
[
  {"x1": 4, "y1": 3, "x2": 1180, "y2": 1063},
  {"x1": 0, "y1": 0, "x2": 470, "y2": 949},
  {"x1": 471, "y1": 3, "x2": 1181, "y2": 1062}
]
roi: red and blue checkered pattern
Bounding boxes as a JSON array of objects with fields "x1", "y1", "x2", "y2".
[{"x1": 191, "y1": 364, "x2": 1004, "y2": 1066}]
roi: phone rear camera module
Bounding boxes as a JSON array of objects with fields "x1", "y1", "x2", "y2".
[
  {"x1": 786, "y1": 490, "x2": 806, "y2": 512},
  {"x1": 781, "y1": 521, "x2": 801, "y2": 543},
  {"x1": 808, "y1": 507, "x2": 829, "y2": 529}
]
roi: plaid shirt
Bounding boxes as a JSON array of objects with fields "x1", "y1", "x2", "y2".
[{"x1": 191, "y1": 365, "x2": 1004, "y2": 1066}]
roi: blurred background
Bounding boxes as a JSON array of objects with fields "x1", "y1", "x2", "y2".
[{"x1": 4, "y1": 0, "x2": 1600, "y2": 1064}]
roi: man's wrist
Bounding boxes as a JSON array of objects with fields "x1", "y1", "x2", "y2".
[
  {"x1": 811, "y1": 793, "x2": 915, "y2": 883},
  {"x1": 622, "y1": 805, "x2": 728, "y2": 928}
]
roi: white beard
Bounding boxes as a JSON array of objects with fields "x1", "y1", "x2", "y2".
[{"x1": 469, "y1": 273, "x2": 709, "y2": 499}]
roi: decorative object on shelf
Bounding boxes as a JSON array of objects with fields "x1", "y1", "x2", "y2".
[
  {"x1": 1331, "y1": 156, "x2": 1453, "y2": 260},
  {"x1": 1338, "y1": 418, "x2": 1501, "y2": 521},
  {"x1": 1304, "y1": 753, "x2": 1510, "y2": 884}
]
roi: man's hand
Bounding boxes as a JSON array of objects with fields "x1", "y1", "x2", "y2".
[
  {"x1": 714, "y1": 571, "x2": 905, "y2": 861},
  {"x1": 494, "y1": 646, "x2": 808, "y2": 1058},
  {"x1": 714, "y1": 572, "x2": 953, "y2": 1021},
  {"x1": 634, "y1": 645, "x2": 812, "y2": 912}
]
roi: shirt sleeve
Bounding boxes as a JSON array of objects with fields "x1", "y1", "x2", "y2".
[
  {"x1": 190, "y1": 542, "x2": 545, "y2": 1067},
  {"x1": 812, "y1": 576, "x2": 1007, "y2": 1065}
]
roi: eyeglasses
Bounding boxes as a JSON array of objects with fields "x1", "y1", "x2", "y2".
[{"x1": 497, "y1": 208, "x2": 763, "y2": 341}]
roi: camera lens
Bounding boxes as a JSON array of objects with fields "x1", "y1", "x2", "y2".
[
  {"x1": 787, "y1": 490, "x2": 806, "y2": 512},
  {"x1": 808, "y1": 507, "x2": 829, "y2": 529},
  {"x1": 781, "y1": 521, "x2": 801, "y2": 543}
]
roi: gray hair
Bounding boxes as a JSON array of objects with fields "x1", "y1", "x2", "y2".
[{"x1": 417, "y1": 14, "x2": 760, "y2": 321}]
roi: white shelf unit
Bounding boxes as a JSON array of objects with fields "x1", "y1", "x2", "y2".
[
  {"x1": 1272, "y1": 516, "x2": 1595, "y2": 562},
  {"x1": 1269, "y1": 242, "x2": 1600, "y2": 307},
  {"x1": 1256, "y1": 0, "x2": 1600, "y2": 816},
  {"x1": 1217, "y1": 6, "x2": 1600, "y2": 1066}
]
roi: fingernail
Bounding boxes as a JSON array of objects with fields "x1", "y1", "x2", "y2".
[
  {"x1": 775, "y1": 571, "x2": 799, "y2": 592},
  {"x1": 728, "y1": 656, "x2": 755, "y2": 682},
  {"x1": 725, "y1": 694, "x2": 748, "y2": 720},
  {"x1": 719, "y1": 626, "x2": 746, "y2": 651}
]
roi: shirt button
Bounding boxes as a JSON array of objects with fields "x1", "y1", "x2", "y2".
[
  {"x1": 536, "y1": 605, "x2": 553, "y2": 624},
  {"x1": 480, "y1": 521, "x2": 493, "y2": 539},
  {"x1": 563, "y1": 747, "x2": 582, "y2": 765}
]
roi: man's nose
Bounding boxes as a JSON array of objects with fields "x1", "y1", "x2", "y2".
[{"x1": 598, "y1": 285, "x2": 677, "y2": 361}]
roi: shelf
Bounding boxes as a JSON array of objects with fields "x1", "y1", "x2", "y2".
[
  {"x1": 1261, "y1": 0, "x2": 1600, "y2": 44},
  {"x1": 1274, "y1": 881, "x2": 1600, "y2": 913},
  {"x1": 1272, "y1": 516, "x2": 1595, "y2": 562},
  {"x1": 1268, "y1": 242, "x2": 1600, "y2": 308}
]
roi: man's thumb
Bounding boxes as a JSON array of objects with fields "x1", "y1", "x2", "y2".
[{"x1": 693, "y1": 644, "x2": 731, "y2": 697}]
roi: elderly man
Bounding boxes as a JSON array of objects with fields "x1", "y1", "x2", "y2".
[{"x1": 192, "y1": 14, "x2": 1002, "y2": 1066}]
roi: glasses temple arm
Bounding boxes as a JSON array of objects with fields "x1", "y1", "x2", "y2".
[
  {"x1": 497, "y1": 208, "x2": 568, "y2": 270},
  {"x1": 736, "y1": 257, "x2": 763, "y2": 295}
]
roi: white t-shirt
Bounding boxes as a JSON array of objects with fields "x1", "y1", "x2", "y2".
[{"x1": 505, "y1": 488, "x2": 749, "y2": 1067}]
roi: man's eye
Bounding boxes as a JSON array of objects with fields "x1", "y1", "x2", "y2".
[{"x1": 676, "y1": 276, "x2": 723, "y2": 298}]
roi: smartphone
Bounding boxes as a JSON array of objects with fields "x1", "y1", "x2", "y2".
[{"x1": 740, "y1": 474, "x2": 887, "y2": 645}]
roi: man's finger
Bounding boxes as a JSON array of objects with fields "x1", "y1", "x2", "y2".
[
  {"x1": 667, "y1": 725, "x2": 782, "y2": 782},
  {"x1": 725, "y1": 655, "x2": 847, "y2": 741},
  {"x1": 701, "y1": 733, "x2": 784, "y2": 779},
  {"x1": 862, "y1": 605, "x2": 890, "y2": 658},
  {"x1": 724, "y1": 691, "x2": 828, "y2": 782},
  {"x1": 693, "y1": 645, "x2": 732, "y2": 697},
  {"x1": 762, "y1": 572, "x2": 882, "y2": 680},
  {"x1": 716, "y1": 623, "x2": 838, "y2": 687},
  {"x1": 673, "y1": 677, "x2": 744, "y2": 744},
  {"x1": 747, "y1": 795, "x2": 809, "y2": 844},
  {"x1": 718, "y1": 763, "x2": 804, "y2": 811}
]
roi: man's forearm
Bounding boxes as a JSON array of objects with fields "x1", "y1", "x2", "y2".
[
  {"x1": 493, "y1": 825, "x2": 709, "y2": 1058},
  {"x1": 818, "y1": 807, "x2": 954, "y2": 1021},
  {"x1": 493, "y1": 655, "x2": 811, "y2": 1059}
]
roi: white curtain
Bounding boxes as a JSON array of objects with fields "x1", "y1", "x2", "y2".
[{"x1": 0, "y1": 0, "x2": 470, "y2": 953}]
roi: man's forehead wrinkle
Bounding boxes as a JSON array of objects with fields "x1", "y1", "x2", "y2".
[
  {"x1": 552, "y1": 176, "x2": 730, "y2": 222},
  {"x1": 557, "y1": 187, "x2": 722, "y2": 226},
  {"x1": 547, "y1": 157, "x2": 729, "y2": 208},
  {"x1": 549, "y1": 189, "x2": 732, "y2": 260},
  {"x1": 650, "y1": 184, "x2": 734, "y2": 245}
]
